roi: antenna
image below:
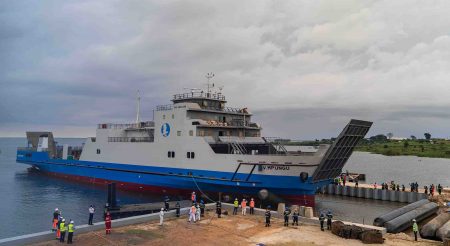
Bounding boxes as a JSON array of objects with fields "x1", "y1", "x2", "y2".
[
  {"x1": 205, "y1": 72, "x2": 215, "y2": 93},
  {"x1": 136, "y1": 90, "x2": 141, "y2": 124}
]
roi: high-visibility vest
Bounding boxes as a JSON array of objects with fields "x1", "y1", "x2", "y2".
[
  {"x1": 68, "y1": 224, "x2": 74, "y2": 233},
  {"x1": 60, "y1": 222, "x2": 66, "y2": 232},
  {"x1": 191, "y1": 206, "x2": 196, "y2": 214},
  {"x1": 250, "y1": 201, "x2": 255, "y2": 208},
  {"x1": 234, "y1": 200, "x2": 238, "y2": 207},
  {"x1": 191, "y1": 194, "x2": 196, "y2": 201},
  {"x1": 241, "y1": 201, "x2": 246, "y2": 208},
  {"x1": 413, "y1": 223, "x2": 418, "y2": 232}
]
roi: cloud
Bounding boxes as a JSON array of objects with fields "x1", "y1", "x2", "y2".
[{"x1": 1, "y1": 0, "x2": 450, "y2": 139}]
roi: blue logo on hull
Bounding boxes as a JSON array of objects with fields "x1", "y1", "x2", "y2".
[{"x1": 161, "y1": 123, "x2": 170, "y2": 137}]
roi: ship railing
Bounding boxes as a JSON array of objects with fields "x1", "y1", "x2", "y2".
[
  {"x1": 17, "y1": 147, "x2": 35, "y2": 151},
  {"x1": 108, "y1": 137, "x2": 153, "y2": 143},
  {"x1": 98, "y1": 121, "x2": 155, "y2": 129},
  {"x1": 172, "y1": 92, "x2": 226, "y2": 101},
  {"x1": 201, "y1": 120, "x2": 259, "y2": 128},
  {"x1": 156, "y1": 104, "x2": 173, "y2": 111}
]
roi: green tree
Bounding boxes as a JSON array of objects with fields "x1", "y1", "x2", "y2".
[
  {"x1": 410, "y1": 135, "x2": 417, "y2": 140},
  {"x1": 424, "y1": 133, "x2": 431, "y2": 140},
  {"x1": 387, "y1": 132, "x2": 394, "y2": 140},
  {"x1": 404, "y1": 141, "x2": 409, "y2": 148}
]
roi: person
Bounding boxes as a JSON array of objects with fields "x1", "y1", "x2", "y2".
[
  {"x1": 342, "y1": 175, "x2": 346, "y2": 186},
  {"x1": 402, "y1": 184, "x2": 405, "y2": 192},
  {"x1": 374, "y1": 182, "x2": 377, "y2": 189},
  {"x1": 233, "y1": 198, "x2": 239, "y2": 215},
  {"x1": 175, "y1": 202, "x2": 181, "y2": 217},
  {"x1": 412, "y1": 219, "x2": 418, "y2": 241},
  {"x1": 88, "y1": 205, "x2": 95, "y2": 225},
  {"x1": 191, "y1": 192, "x2": 196, "y2": 202},
  {"x1": 189, "y1": 205, "x2": 196, "y2": 223},
  {"x1": 159, "y1": 208, "x2": 164, "y2": 226},
  {"x1": 319, "y1": 213, "x2": 325, "y2": 231},
  {"x1": 396, "y1": 184, "x2": 400, "y2": 191},
  {"x1": 424, "y1": 186, "x2": 428, "y2": 195},
  {"x1": 355, "y1": 178, "x2": 359, "y2": 187},
  {"x1": 241, "y1": 199, "x2": 247, "y2": 216},
  {"x1": 52, "y1": 208, "x2": 60, "y2": 232},
  {"x1": 59, "y1": 218, "x2": 66, "y2": 243},
  {"x1": 216, "y1": 201, "x2": 222, "y2": 218},
  {"x1": 283, "y1": 207, "x2": 291, "y2": 226},
  {"x1": 200, "y1": 200, "x2": 205, "y2": 217},
  {"x1": 105, "y1": 212, "x2": 112, "y2": 235},
  {"x1": 249, "y1": 198, "x2": 255, "y2": 215},
  {"x1": 56, "y1": 216, "x2": 63, "y2": 239},
  {"x1": 196, "y1": 203, "x2": 201, "y2": 221},
  {"x1": 265, "y1": 207, "x2": 271, "y2": 227},
  {"x1": 292, "y1": 209, "x2": 299, "y2": 226},
  {"x1": 415, "y1": 182, "x2": 419, "y2": 192},
  {"x1": 326, "y1": 211, "x2": 333, "y2": 230},
  {"x1": 438, "y1": 184, "x2": 442, "y2": 195},
  {"x1": 67, "y1": 220, "x2": 75, "y2": 244},
  {"x1": 430, "y1": 184, "x2": 435, "y2": 196},
  {"x1": 164, "y1": 196, "x2": 170, "y2": 211}
]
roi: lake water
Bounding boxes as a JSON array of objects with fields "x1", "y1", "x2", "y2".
[{"x1": 0, "y1": 138, "x2": 449, "y2": 239}]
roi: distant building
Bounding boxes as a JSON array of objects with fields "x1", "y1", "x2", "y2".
[{"x1": 390, "y1": 137, "x2": 407, "y2": 141}]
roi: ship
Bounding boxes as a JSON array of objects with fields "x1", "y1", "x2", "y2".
[{"x1": 16, "y1": 80, "x2": 372, "y2": 206}]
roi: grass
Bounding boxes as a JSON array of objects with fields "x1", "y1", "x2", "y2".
[{"x1": 356, "y1": 139, "x2": 450, "y2": 158}]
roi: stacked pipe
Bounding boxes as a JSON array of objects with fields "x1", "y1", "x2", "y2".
[
  {"x1": 420, "y1": 213, "x2": 450, "y2": 239},
  {"x1": 373, "y1": 199, "x2": 429, "y2": 227},
  {"x1": 384, "y1": 202, "x2": 439, "y2": 233}
]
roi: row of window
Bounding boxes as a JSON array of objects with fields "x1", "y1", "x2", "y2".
[{"x1": 167, "y1": 151, "x2": 195, "y2": 159}]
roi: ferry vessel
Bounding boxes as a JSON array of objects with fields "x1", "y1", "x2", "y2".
[{"x1": 16, "y1": 80, "x2": 372, "y2": 206}]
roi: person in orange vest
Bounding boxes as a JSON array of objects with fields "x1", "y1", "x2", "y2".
[
  {"x1": 249, "y1": 198, "x2": 255, "y2": 215},
  {"x1": 105, "y1": 212, "x2": 112, "y2": 235},
  {"x1": 191, "y1": 192, "x2": 196, "y2": 203},
  {"x1": 56, "y1": 216, "x2": 63, "y2": 239},
  {"x1": 241, "y1": 199, "x2": 247, "y2": 215},
  {"x1": 52, "y1": 208, "x2": 60, "y2": 232}
]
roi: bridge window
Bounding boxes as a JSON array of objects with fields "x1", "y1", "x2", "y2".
[
  {"x1": 187, "y1": 152, "x2": 195, "y2": 159},
  {"x1": 177, "y1": 131, "x2": 181, "y2": 136},
  {"x1": 167, "y1": 151, "x2": 175, "y2": 158},
  {"x1": 96, "y1": 149, "x2": 101, "y2": 154}
]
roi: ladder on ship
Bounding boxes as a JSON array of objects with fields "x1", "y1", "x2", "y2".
[{"x1": 230, "y1": 141, "x2": 247, "y2": 154}]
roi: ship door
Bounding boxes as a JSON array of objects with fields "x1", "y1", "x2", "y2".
[{"x1": 219, "y1": 131, "x2": 224, "y2": 136}]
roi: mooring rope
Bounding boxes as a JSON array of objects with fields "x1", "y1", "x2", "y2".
[{"x1": 191, "y1": 176, "x2": 216, "y2": 203}]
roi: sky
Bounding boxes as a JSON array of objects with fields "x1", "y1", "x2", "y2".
[{"x1": 2, "y1": 0, "x2": 450, "y2": 139}]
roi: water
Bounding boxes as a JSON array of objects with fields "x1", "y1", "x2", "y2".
[
  {"x1": 0, "y1": 138, "x2": 449, "y2": 239},
  {"x1": 0, "y1": 138, "x2": 160, "y2": 239}
]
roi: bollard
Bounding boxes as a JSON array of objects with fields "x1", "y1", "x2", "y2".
[
  {"x1": 357, "y1": 187, "x2": 365, "y2": 198},
  {"x1": 349, "y1": 186, "x2": 356, "y2": 197},
  {"x1": 299, "y1": 206, "x2": 305, "y2": 217},
  {"x1": 381, "y1": 190, "x2": 389, "y2": 201},
  {"x1": 389, "y1": 191, "x2": 399, "y2": 202},
  {"x1": 365, "y1": 188, "x2": 373, "y2": 199},
  {"x1": 327, "y1": 184, "x2": 335, "y2": 195},
  {"x1": 373, "y1": 189, "x2": 381, "y2": 200},
  {"x1": 398, "y1": 191, "x2": 408, "y2": 203},
  {"x1": 304, "y1": 207, "x2": 314, "y2": 218},
  {"x1": 342, "y1": 186, "x2": 349, "y2": 196},
  {"x1": 336, "y1": 185, "x2": 342, "y2": 195},
  {"x1": 407, "y1": 192, "x2": 417, "y2": 203}
]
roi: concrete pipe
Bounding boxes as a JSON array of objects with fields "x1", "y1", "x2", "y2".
[
  {"x1": 327, "y1": 184, "x2": 335, "y2": 195},
  {"x1": 373, "y1": 199, "x2": 430, "y2": 226},
  {"x1": 342, "y1": 186, "x2": 349, "y2": 196},
  {"x1": 437, "y1": 220, "x2": 450, "y2": 241},
  {"x1": 408, "y1": 192, "x2": 417, "y2": 203},
  {"x1": 335, "y1": 185, "x2": 342, "y2": 195},
  {"x1": 420, "y1": 213, "x2": 450, "y2": 239},
  {"x1": 385, "y1": 202, "x2": 439, "y2": 233},
  {"x1": 299, "y1": 206, "x2": 305, "y2": 217},
  {"x1": 381, "y1": 190, "x2": 389, "y2": 201},
  {"x1": 373, "y1": 189, "x2": 381, "y2": 200},
  {"x1": 389, "y1": 191, "x2": 399, "y2": 202},
  {"x1": 365, "y1": 188, "x2": 373, "y2": 199},
  {"x1": 398, "y1": 191, "x2": 408, "y2": 203},
  {"x1": 320, "y1": 186, "x2": 326, "y2": 194},
  {"x1": 349, "y1": 186, "x2": 356, "y2": 197},
  {"x1": 357, "y1": 187, "x2": 365, "y2": 198}
]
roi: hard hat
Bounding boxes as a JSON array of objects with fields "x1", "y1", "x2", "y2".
[
  {"x1": 161, "y1": 208, "x2": 164, "y2": 211},
  {"x1": 235, "y1": 198, "x2": 238, "y2": 200},
  {"x1": 251, "y1": 198, "x2": 254, "y2": 200},
  {"x1": 70, "y1": 220, "x2": 74, "y2": 224},
  {"x1": 55, "y1": 208, "x2": 59, "y2": 211},
  {"x1": 193, "y1": 191, "x2": 195, "y2": 193},
  {"x1": 62, "y1": 219, "x2": 65, "y2": 222},
  {"x1": 413, "y1": 219, "x2": 416, "y2": 222}
]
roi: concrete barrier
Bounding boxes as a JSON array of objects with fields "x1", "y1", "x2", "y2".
[
  {"x1": 389, "y1": 191, "x2": 399, "y2": 202},
  {"x1": 357, "y1": 187, "x2": 365, "y2": 198},
  {"x1": 335, "y1": 185, "x2": 342, "y2": 195},
  {"x1": 399, "y1": 191, "x2": 408, "y2": 203},
  {"x1": 349, "y1": 186, "x2": 356, "y2": 197},
  {"x1": 417, "y1": 193, "x2": 428, "y2": 201},
  {"x1": 408, "y1": 192, "x2": 417, "y2": 203},
  {"x1": 327, "y1": 184, "x2": 335, "y2": 194},
  {"x1": 365, "y1": 188, "x2": 373, "y2": 199},
  {"x1": 342, "y1": 186, "x2": 350, "y2": 196},
  {"x1": 381, "y1": 190, "x2": 389, "y2": 201},
  {"x1": 300, "y1": 206, "x2": 305, "y2": 217},
  {"x1": 373, "y1": 189, "x2": 381, "y2": 200}
]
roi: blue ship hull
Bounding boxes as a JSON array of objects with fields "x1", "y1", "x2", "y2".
[{"x1": 17, "y1": 150, "x2": 331, "y2": 206}]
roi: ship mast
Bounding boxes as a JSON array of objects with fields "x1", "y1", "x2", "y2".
[
  {"x1": 136, "y1": 90, "x2": 141, "y2": 124},
  {"x1": 205, "y1": 72, "x2": 215, "y2": 95}
]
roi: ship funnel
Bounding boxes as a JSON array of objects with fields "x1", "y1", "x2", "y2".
[{"x1": 312, "y1": 119, "x2": 372, "y2": 182}]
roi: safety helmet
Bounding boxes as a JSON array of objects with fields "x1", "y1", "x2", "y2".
[
  {"x1": 161, "y1": 208, "x2": 164, "y2": 211},
  {"x1": 193, "y1": 191, "x2": 195, "y2": 193},
  {"x1": 70, "y1": 220, "x2": 74, "y2": 224},
  {"x1": 251, "y1": 198, "x2": 254, "y2": 200},
  {"x1": 235, "y1": 198, "x2": 238, "y2": 200},
  {"x1": 62, "y1": 219, "x2": 65, "y2": 222},
  {"x1": 413, "y1": 219, "x2": 416, "y2": 222}
]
